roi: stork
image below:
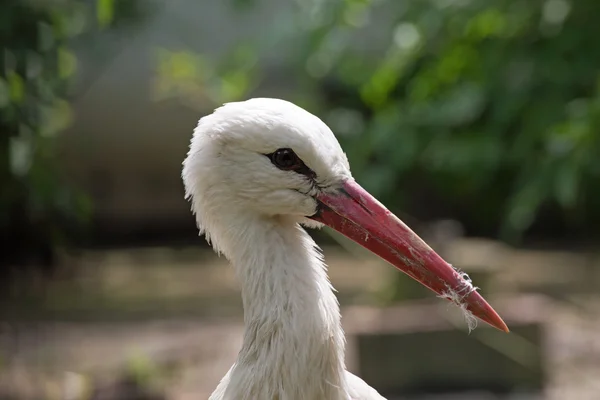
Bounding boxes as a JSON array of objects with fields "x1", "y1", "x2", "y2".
[{"x1": 182, "y1": 98, "x2": 508, "y2": 400}]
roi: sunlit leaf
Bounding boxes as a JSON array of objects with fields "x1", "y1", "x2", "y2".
[
  {"x1": 464, "y1": 8, "x2": 507, "y2": 39},
  {"x1": 7, "y1": 71, "x2": 24, "y2": 104},
  {"x1": 97, "y1": 0, "x2": 115, "y2": 27},
  {"x1": 361, "y1": 51, "x2": 408, "y2": 108},
  {"x1": 220, "y1": 71, "x2": 249, "y2": 102},
  {"x1": 58, "y1": 47, "x2": 77, "y2": 78},
  {"x1": 40, "y1": 100, "x2": 73, "y2": 137}
]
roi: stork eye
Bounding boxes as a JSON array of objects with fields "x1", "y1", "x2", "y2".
[
  {"x1": 270, "y1": 148, "x2": 302, "y2": 170},
  {"x1": 266, "y1": 148, "x2": 317, "y2": 179}
]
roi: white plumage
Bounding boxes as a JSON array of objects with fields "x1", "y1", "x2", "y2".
[{"x1": 182, "y1": 98, "x2": 507, "y2": 400}]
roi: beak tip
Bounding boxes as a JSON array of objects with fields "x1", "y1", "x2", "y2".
[
  {"x1": 485, "y1": 310, "x2": 510, "y2": 333},
  {"x1": 494, "y1": 319, "x2": 510, "y2": 333},
  {"x1": 477, "y1": 312, "x2": 510, "y2": 333},
  {"x1": 467, "y1": 291, "x2": 510, "y2": 333}
]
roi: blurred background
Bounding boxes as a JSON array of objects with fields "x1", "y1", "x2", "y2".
[{"x1": 1, "y1": 0, "x2": 600, "y2": 399}]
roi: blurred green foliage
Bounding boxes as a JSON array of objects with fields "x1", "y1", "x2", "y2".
[
  {"x1": 153, "y1": 44, "x2": 260, "y2": 107},
  {"x1": 0, "y1": 0, "x2": 141, "y2": 270},
  {"x1": 301, "y1": 0, "x2": 600, "y2": 241},
  {"x1": 162, "y1": 0, "x2": 600, "y2": 241},
  {"x1": 4, "y1": 0, "x2": 600, "y2": 271}
]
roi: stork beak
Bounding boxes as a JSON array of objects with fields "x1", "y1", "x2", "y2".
[{"x1": 310, "y1": 179, "x2": 509, "y2": 333}]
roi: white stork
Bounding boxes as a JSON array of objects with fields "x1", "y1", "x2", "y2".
[{"x1": 182, "y1": 98, "x2": 508, "y2": 400}]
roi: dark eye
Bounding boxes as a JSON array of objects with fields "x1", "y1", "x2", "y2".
[
  {"x1": 270, "y1": 148, "x2": 301, "y2": 170},
  {"x1": 266, "y1": 148, "x2": 317, "y2": 179}
]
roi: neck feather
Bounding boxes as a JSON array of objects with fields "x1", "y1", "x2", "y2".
[{"x1": 212, "y1": 215, "x2": 348, "y2": 400}]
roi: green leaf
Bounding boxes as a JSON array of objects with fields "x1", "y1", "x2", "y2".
[
  {"x1": 7, "y1": 71, "x2": 24, "y2": 104},
  {"x1": 97, "y1": 0, "x2": 115, "y2": 27},
  {"x1": 464, "y1": 9, "x2": 507, "y2": 40},
  {"x1": 40, "y1": 100, "x2": 73, "y2": 137},
  {"x1": 58, "y1": 47, "x2": 78, "y2": 78}
]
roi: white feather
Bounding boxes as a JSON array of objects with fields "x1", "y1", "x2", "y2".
[{"x1": 183, "y1": 98, "x2": 385, "y2": 400}]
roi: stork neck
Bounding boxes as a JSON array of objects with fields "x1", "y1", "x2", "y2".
[{"x1": 222, "y1": 215, "x2": 348, "y2": 399}]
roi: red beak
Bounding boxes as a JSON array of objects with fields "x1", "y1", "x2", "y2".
[{"x1": 310, "y1": 179, "x2": 509, "y2": 333}]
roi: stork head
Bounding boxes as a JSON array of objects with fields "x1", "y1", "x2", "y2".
[
  {"x1": 183, "y1": 97, "x2": 509, "y2": 333},
  {"x1": 183, "y1": 98, "x2": 350, "y2": 225}
]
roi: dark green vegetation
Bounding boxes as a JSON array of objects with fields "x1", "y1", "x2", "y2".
[
  {"x1": 0, "y1": 0, "x2": 142, "y2": 277},
  {"x1": 265, "y1": 0, "x2": 600, "y2": 242},
  {"x1": 2, "y1": 0, "x2": 600, "y2": 276}
]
